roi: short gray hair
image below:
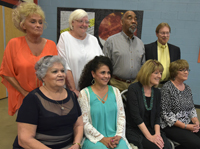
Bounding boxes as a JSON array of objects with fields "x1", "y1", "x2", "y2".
[
  {"x1": 35, "y1": 55, "x2": 66, "y2": 81},
  {"x1": 68, "y1": 9, "x2": 88, "y2": 30}
]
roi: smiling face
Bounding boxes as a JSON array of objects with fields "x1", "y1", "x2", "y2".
[
  {"x1": 91, "y1": 65, "x2": 111, "y2": 87},
  {"x1": 150, "y1": 69, "x2": 162, "y2": 86},
  {"x1": 71, "y1": 16, "x2": 89, "y2": 37},
  {"x1": 22, "y1": 14, "x2": 44, "y2": 36},
  {"x1": 156, "y1": 26, "x2": 170, "y2": 45},
  {"x1": 121, "y1": 11, "x2": 138, "y2": 37},
  {"x1": 43, "y1": 62, "x2": 66, "y2": 88}
]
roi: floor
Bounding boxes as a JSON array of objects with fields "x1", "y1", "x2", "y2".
[
  {"x1": 1, "y1": 98, "x2": 200, "y2": 149},
  {"x1": 0, "y1": 98, "x2": 17, "y2": 149}
]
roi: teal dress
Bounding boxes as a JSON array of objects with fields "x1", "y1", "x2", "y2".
[{"x1": 82, "y1": 85, "x2": 128, "y2": 149}]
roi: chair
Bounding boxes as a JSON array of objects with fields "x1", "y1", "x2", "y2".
[
  {"x1": 121, "y1": 89, "x2": 128, "y2": 108},
  {"x1": 121, "y1": 89, "x2": 138, "y2": 149},
  {"x1": 167, "y1": 138, "x2": 180, "y2": 149}
]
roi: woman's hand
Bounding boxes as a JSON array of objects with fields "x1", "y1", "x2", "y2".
[
  {"x1": 68, "y1": 143, "x2": 80, "y2": 149},
  {"x1": 110, "y1": 135, "x2": 121, "y2": 146},
  {"x1": 186, "y1": 124, "x2": 200, "y2": 133},
  {"x1": 100, "y1": 137, "x2": 116, "y2": 148},
  {"x1": 194, "y1": 121, "x2": 200, "y2": 133},
  {"x1": 191, "y1": 117, "x2": 200, "y2": 133},
  {"x1": 148, "y1": 134, "x2": 164, "y2": 149}
]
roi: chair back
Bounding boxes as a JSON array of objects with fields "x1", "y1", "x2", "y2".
[{"x1": 121, "y1": 89, "x2": 128, "y2": 108}]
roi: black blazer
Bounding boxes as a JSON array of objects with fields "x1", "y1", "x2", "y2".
[
  {"x1": 145, "y1": 41, "x2": 181, "y2": 62},
  {"x1": 125, "y1": 82, "x2": 161, "y2": 148},
  {"x1": 126, "y1": 82, "x2": 161, "y2": 130}
]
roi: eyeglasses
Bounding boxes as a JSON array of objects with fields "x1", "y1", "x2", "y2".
[
  {"x1": 159, "y1": 32, "x2": 170, "y2": 36},
  {"x1": 179, "y1": 68, "x2": 190, "y2": 72},
  {"x1": 43, "y1": 55, "x2": 53, "y2": 60},
  {"x1": 75, "y1": 20, "x2": 90, "y2": 25},
  {"x1": 42, "y1": 55, "x2": 53, "y2": 63}
]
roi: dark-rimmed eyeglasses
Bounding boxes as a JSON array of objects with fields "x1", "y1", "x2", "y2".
[{"x1": 178, "y1": 68, "x2": 190, "y2": 72}]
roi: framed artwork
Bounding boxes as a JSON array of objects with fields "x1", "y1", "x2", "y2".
[{"x1": 57, "y1": 8, "x2": 143, "y2": 48}]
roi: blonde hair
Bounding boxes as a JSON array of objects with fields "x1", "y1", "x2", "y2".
[
  {"x1": 68, "y1": 9, "x2": 88, "y2": 30},
  {"x1": 169, "y1": 59, "x2": 189, "y2": 80},
  {"x1": 12, "y1": 2, "x2": 46, "y2": 33},
  {"x1": 134, "y1": 59, "x2": 164, "y2": 87},
  {"x1": 155, "y1": 22, "x2": 171, "y2": 33}
]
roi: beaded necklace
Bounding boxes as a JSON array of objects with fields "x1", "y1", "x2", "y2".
[{"x1": 142, "y1": 87, "x2": 154, "y2": 110}]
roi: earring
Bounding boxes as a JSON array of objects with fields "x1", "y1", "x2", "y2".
[
  {"x1": 42, "y1": 82, "x2": 45, "y2": 86},
  {"x1": 91, "y1": 79, "x2": 95, "y2": 85}
]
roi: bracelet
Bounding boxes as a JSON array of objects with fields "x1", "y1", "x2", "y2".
[
  {"x1": 73, "y1": 142, "x2": 81, "y2": 148},
  {"x1": 184, "y1": 124, "x2": 187, "y2": 129}
]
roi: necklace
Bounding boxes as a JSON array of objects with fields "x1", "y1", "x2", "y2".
[
  {"x1": 96, "y1": 92, "x2": 108, "y2": 103},
  {"x1": 43, "y1": 86, "x2": 65, "y2": 110},
  {"x1": 55, "y1": 100, "x2": 65, "y2": 110},
  {"x1": 142, "y1": 87, "x2": 154, "y2": 110}
]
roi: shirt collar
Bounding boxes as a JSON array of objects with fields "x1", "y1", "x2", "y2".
[
  {"x1": 157, "y1": 40, "x2": 168, "y2": 49},
  {"x1": 121, "y1": 31, "x2": 135, "y2": 40}
]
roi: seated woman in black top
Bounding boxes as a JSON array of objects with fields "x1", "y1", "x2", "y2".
[
  {"x1": 125, "y1": 59, "x2": 171, "y2": 149},
  {"x1": 13, "y1": 55, "x2": 83, "y2": 149}
]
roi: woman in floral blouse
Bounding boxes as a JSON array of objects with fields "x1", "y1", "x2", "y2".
[{"x1": 160, "y1": 59, "x2": 200, "y2": 149}]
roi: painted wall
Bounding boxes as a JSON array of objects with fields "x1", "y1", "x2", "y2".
[{"x1": 38, "y1": 0, "x2": 200, "y2": 105}]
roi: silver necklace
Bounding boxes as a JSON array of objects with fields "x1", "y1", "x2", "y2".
[
  {"x1": 43, "y1": 86, "x2": 65, "y2": 110},
  {"x1": 55, "y1": 100, "x2": 65, "y2": 110}
]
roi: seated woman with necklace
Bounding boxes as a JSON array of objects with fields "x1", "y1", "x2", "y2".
[
  {"x1": 77, "y1": 56, "x2": 131, "y2": 149},
  {"x1": 125, "y1": 60, "x2": 171, "y2": 149},
  {"x1": 13, "y1": 55, "x2": 83, "y2": 149}
]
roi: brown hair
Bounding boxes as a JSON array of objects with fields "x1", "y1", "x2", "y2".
[
  {"x1": 169, "y1": 59, "x2": 189, "y2": 80},
  {"x1": 155, "y1": 22, "x2": 171, "y2": 33},
  {"x1": 134, "y1": 59, "x2": 163, "y2": 87}
]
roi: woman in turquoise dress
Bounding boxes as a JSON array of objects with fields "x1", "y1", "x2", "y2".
[{"x1": 78, "y1": 56, "x2": 131, "y2": 149}]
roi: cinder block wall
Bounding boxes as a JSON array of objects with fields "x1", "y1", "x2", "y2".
[{"x1": 39, "y1": 0, "x2": 200, "y2": 105}]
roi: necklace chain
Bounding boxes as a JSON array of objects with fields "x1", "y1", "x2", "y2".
[
  {"x1": 55, "y1": 100, "x2": 65, "y2": 110},
  {"x1": 43, "y1": 86, "x2": 65, "y2": 110},
  {"x1": 142, "y1": 87, "x2": 154, "y2": 111}
]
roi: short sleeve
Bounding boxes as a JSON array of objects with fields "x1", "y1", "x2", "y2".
[{"x1": 16, "y1": 92, "x2": 39, "y2": 125}]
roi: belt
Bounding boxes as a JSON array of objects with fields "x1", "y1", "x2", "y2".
[{"x1": 112, "y1": 75, "x2": 133, "y2": 83}]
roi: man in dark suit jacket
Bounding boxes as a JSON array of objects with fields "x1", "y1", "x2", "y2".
[{"x1": 145, "y1": 22, "x2": 180, "y2": 84}]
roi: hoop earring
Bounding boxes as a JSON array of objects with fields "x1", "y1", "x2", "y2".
[{"x1": 91, "y1": 79, "x2": 95, "y2": 85}]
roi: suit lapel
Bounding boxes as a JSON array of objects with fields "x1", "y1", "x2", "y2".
[
  {"x1": 168, "y1": 43, "x2": 173, "y2": 62},
  {"x1": 153, "y1": 41, "x2": 158, "y2": 60}
]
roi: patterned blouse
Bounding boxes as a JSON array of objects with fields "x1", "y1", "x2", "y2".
[{"x1": 160, "y1": 81, "x2": 197, "y2": 129}]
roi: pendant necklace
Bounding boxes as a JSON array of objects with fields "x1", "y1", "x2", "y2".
[
  {"x1": 43, "y1": 86, "x2": 65, "y2": 110},
  {"x1": 55, "y1": 100, "x2": 65, "y2": 110},
  {"x1": 142, "y1": 87, "x2": 154, "y2": 110}
]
